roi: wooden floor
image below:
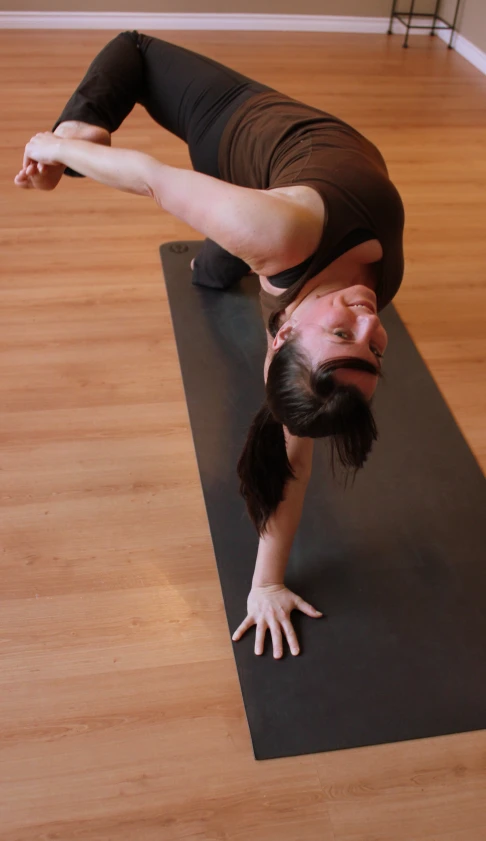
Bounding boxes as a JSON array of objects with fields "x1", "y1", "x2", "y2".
[{"x1": 1, "y1": 29, "x2": 485, "y2": 841}]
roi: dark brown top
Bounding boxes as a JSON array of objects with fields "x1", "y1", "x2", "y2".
[{"x1": 218, "y1": 90, "x2": 405, "y2": 317}]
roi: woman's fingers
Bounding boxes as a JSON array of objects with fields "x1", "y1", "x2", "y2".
[
  {"x1": 282, "y1": 619, "x2": 300, "y2": 656},
  {"x1": 268, "y1": 620, "x2": 283, "y2": 659},
  {"x1": 296, "y1": 597, "x2": 324, "y2": 619},
  {"x1": 14, "y1": 167, "x2": 34, "y2": 189},
  {"x1": 14, "y1": 164, "x2": 38, "y2": 188},
  {"x1": 254, "y1": 621, "x2": 267, "y2": 656},
  {"x1": 232, "y1": 615, "x2": 254, "y2": 642}
]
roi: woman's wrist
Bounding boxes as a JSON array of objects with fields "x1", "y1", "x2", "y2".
[
  {"x1": 53, "y1": 123, "x2": 111, "y2": 176},
  {"x1": 252, "y1": 541, "x2": 289, "y2": 588},
  {"x1": 250, "y1": 582, "x2": 286, "y2": 593},
  {"x1": 252, "y1": 573, "x2": 286, "y2": 588},
  {"x1": 52, "y1": 137, "x2": 68, "y2": 166}
]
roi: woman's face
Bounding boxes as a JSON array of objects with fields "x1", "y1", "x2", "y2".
[{"x1": 273, "y1": 285, "x2": 388, "y2": 401}]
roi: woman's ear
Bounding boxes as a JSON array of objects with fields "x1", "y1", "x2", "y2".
[{"x1": 272, "y1": 321, "x2": 294, "y2": 351}]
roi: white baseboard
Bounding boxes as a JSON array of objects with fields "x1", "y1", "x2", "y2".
[
  {"x1": 437, "y1": 28, "x2": 486, "y2": 76},
  {"x1": 0, "y1": 12, "x2": 484, "y2": 76},
  {"x1": 0, "y1": 13, "x2": 391, "y2": 33}
]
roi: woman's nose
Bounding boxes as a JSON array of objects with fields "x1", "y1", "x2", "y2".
[{"x1": 354, "y1": 312, "x2": 381, "y2": 337}]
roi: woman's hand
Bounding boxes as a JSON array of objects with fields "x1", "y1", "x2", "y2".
[
  {"x1": 232, "y1": 584, "x2": 323, "y2": 659},
  {"x1": 24, "y1": 132, "x2": 64, "y2": 166},
  {"x1": 15, "y1": 133, "x2": 65, "y2": 190}
]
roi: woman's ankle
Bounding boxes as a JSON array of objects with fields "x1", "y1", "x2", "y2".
[{"x1": 54, "y1": 121, "x2": 111, "y2": 146}]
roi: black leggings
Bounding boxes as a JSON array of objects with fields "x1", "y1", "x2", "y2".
[{"x1": 55, "y1": 32, "x2": 273, "y2": 287}]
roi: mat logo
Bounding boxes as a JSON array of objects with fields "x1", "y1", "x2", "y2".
[{"x1": 169, "y1": 243, "x2": 189, "y2": 254}]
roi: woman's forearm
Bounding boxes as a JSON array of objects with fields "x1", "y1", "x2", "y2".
[
  {"x1": 252, "y1": 462, "x2": 311, "y2": 588},
  {"x1": 53, "y1": 138, "x2": 155, "y2": 196}
]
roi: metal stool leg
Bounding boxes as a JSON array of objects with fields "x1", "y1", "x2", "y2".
[
  {"x1": 448, "y1": 0, "x2": 462, "y2": 48},
  {"x1": 403, "y1": 0, "x2": 417, "y2": 48},
  {"x1": 430, "y1": 0, "x2": 441, "y2": 36},
  {"x1": 388, "y1": 0, "x2": 398, "y2": 35}
]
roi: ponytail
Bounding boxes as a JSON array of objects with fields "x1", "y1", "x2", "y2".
[{"x1": 237, "y1": 403, "x2": 295, "y2": 536}]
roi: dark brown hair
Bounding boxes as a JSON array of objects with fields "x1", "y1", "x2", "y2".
[{"x1": 237, "y1": 324, "x2": 381, "y2": 535}]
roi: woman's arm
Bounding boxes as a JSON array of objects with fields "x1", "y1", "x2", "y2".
[
  {"x1": 233, "y1": 434, "x2": 324, "y2": 659},
  {"x1": 233, "y1": 338, "x2": 323, "y2": 659},
  {"x1": 257, "y1": 340, "x2": 314, "y2": 585},
  {"x1": 253, "y1": 432, "x2": 314, "y2": 586},
  {"x1": 19, "y1": 133, "x2": 322, "y2": 276}
]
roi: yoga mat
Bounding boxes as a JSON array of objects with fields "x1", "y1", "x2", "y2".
[{"x1": 160, "y1": 241, "x2": 486, "y2": 760}]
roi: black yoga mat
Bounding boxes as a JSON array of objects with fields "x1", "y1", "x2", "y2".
[{"x1": 160, "y1": 241, "x2": 486, "y2": 761}]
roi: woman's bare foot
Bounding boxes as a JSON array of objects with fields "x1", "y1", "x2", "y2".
[
  {"x1": 53, "y1": 121, "x2": 111, "y2": 146},
  {"x1": 15, "y1": 160, "x2": 66, "y2": 191}
]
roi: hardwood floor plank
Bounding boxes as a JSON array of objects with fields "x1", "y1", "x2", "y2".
[{"x1": 316, "y1": 733, "x2": 486, "y2": 840}]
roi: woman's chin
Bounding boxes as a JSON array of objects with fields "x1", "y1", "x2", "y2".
[{"x1": 345, "y1": 285, "x2": 378, "y2": 312}]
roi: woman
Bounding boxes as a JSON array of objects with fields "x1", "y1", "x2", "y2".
[{"x1": 15, "y1": 32, "x2": 405, "y2": 659}]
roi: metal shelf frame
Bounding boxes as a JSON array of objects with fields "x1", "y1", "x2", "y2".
[{"x1": 388, "y1": 0, "x2": 462, "y2": 49}]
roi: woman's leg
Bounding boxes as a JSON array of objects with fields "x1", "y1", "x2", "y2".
[
  {"x1": 55, "y1": 31, "x2": 272, "y2": 287},
  {"x1": 55, "y1": 31, "x2": 271, "y2": 177}
]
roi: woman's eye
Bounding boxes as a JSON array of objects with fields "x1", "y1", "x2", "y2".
[{"x1": 334, "y1": 330, "x2": 350, "y2": 339}]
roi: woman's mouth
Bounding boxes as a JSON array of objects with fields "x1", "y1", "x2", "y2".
[{"x1": 349, "y1": 301, "x2": 377, "y2": 315}]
